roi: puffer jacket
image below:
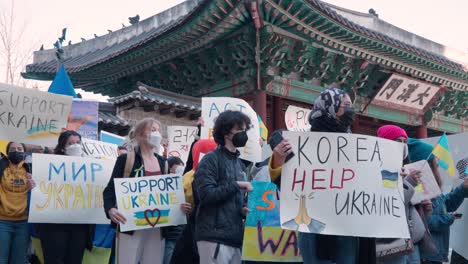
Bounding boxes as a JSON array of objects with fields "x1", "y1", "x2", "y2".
[
  {"x1": 422, "y1": 184, "x2": 468, "y2": 262},
  {"x1": 192, "y1": 146, "x2": 246, "y2": 248}
]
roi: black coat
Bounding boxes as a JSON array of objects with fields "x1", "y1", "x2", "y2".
[{"x1": 192, "y1": 146, "x2": 246, "y2": 248}]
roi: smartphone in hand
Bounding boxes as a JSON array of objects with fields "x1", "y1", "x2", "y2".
[{"x1": 268, "y1": 131, "x2": 294, "y2": 163}]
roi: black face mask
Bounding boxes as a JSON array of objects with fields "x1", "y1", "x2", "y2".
[
  {"x1": 232, "y1": 131, "x2": 249, "y2": 148},
  {"x1": 8, "y1": 151, "x2": 25, "y2": 165},
  {"x1": 338, "y1": 106, "x2": 355, "y2": 127}
]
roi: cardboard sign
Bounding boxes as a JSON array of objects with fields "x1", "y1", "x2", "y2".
[
  {"x1": 0, "y1": 83, "x2": 73, "y2": 146},
  {"x1": 29, "y1": 154, "x2": 114, "y2": 224},
  {"x1": 167, "y1": 126, "x2": 198, "y2": 164},
  {"x1": 82, "y1": 137, "x2": 118, "y2": 160},
  {"x1": 426, "y1": 133, "x2": 468, "y2": 260},
  {"x1": 114, "y1": 175, "x2": 187, "y2": 232},
  {"x1": 404, "y1": 160, "x2": 441, "y2": 204},
  {"x1": 67, "y1": 100, "x2": 99, "y2": 140},
  {"x1": 201, "y1": 97, "x2": 262, "y2": 162},
  {"x1": 285, "y1": 105, "x2": 311, "y2": 132},
  {"x1": 100, "y1": 130, "x2": 125, "y2": 146},
  {"x1": 280, "y1": 132, "x2": 409, "y2": 238},
  {"x1": 243, "y1": 181, "x2": 302, "y2": 262}
]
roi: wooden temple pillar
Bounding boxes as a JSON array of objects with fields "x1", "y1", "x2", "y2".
[
  {"x1": 273, "y1": 96, "x2": 285, "y2": 131},
  {"x1": 416, "y1": 126, "x2": 428, "y2": 139},
  {"x1": 253, "y1": 90, "x2": 267, "y2": 125}
]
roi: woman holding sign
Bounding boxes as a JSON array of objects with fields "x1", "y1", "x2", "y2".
[
  {"x1": 270, "y1": 88, "x2": 376, "y2": 264},
  {"x1": 36, "y1": 130, "x2": 95, "y2": 264},
  {"x1": 0, "y1": 142, "x2": 35, "y2": 264},
  {"x1": 103, "y1": 118, "x2": 191, "y2": 264}
]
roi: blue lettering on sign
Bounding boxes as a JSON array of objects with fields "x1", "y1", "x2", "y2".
[{"x1": 49, "y1": 162, "x2": 66, "y2": 181}]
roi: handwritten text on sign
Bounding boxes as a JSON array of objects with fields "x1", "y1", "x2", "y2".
[
  {"x1": 201, "y1": 97, "x2": 262, "y2": 162},
  {"x1": 167, "y1": 126, "x2": 198, "y2": 164},
  {"x1": 29, "y1": 154, "x2": 114, "y2": 224},
  {"x1": 114, "y1": 175, "x2": 187, "y2": 232},
  {"x1": 243, "y1": 181, "x2": 302, "y2": 262},
  {"x1": 0, "y1": 83, "x2": 73, "y2": 146},
  {"x1": 285, "y1": 105, "x2": 311, "y2": 132},
  {"x1": 280, "y1": 132, "x2": 409, "y2": 238},
  {"x1": 82, "y1": 137, "x2": 118, "y2": 160}
]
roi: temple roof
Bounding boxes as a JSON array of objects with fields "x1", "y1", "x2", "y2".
[
  {"x1": 111, "y1": 82, "x2": 201, "y2": 111},
  {"x1": 98, "y1": 102, "x2": 129, "y2": 127},
  {"x1": 22, "y1": 0, "x2": 468, "y2": 93}
]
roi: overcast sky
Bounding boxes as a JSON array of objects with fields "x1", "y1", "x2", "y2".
[{"x1": 1, "y1": 0, "x2": 466, "y2": 99}]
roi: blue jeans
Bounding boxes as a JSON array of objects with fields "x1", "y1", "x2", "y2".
[
  {"x1": 0, "y1": 219, "x2": 30, "y2": 264},
  {"x1": 406, "y1": 245, "x2": 420, "y2": 264},
  {"x1": 299, "y1": 232, "x2": 359, "y2": 264},
  {"x1": 163, "y1": 239, "x2": 177, "y2": 264}
]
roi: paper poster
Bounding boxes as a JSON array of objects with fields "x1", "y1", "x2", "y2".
[
  {"x1": 201, "y1": 97, "x2": 261, "y2": 162},
  {"x1": 29, "y1": 153, "x2": 114, "y2": 224},
  {"x1": 426, "y1": 133, "x2": 468, "y2": 260},
  {"x1": 0, "y1": 83, "x2": 73, "y2": 146},
  {"x1": 285, "y1": 105, "x2": 312, "y2": 132},
  {"x1": 280, "y1": 132, "x2": 409, "y2": 238},
  {"x1": 114, "y1": 175, "x2": 187, "y2": 232},
  {"x1": 100, "y1": 130, "x2": 125, "y2": 146},
  {"x1": 242, "y1": 181, "x2": 302, "y2": 262},
  {"x1": 82, "y1": 137, "x2": 118, "y2": 160},
  {"x1": 167, "y1": 126, "x2": 198, "y2": 164},
  {"x1": 67, "y1": 100, "x2": 99, "y2": 140},
  {"x1": 404, "y1": 160, "x2": 441, "y2": 204}
]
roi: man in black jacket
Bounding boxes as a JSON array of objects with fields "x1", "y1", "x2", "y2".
[{"x1": 193, "y1": 110, "x2": 253, "y2": 264}]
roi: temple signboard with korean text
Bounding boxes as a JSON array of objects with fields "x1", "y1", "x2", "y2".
[{"x1": 373, "y1": 74, "x2": 441, "y2": 114}]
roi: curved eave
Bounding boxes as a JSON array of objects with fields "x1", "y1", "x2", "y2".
[
  {"x1": 22, "y1": 0, "x2": 249, "y2": 85},
  {"x1": 261, "y1": 0, "x2": 468, "y2": 90}
]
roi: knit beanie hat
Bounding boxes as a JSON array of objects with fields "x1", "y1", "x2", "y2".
[
  {"x1": 407, "y1": 138, "x2": 434, "y2": 163},
  {"x1": 377, "y1": 125, "x2": 408, "y2": 141}
]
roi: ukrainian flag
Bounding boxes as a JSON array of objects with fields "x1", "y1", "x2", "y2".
[
  {"x1": 432, "y1": 134, "x2": 456, "y2": 177},
  {"x1": 133, "y1": 209, "x2": 170, "y2": 226},
  {"x1": 381, "y1": 170, "x2": 399, "y2": 188},
  {"x1": 258, "y1": 115, "x2": 268, "y2": 141}
]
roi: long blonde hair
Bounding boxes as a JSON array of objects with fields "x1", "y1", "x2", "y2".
[{"x1": 127, "y1": 118, "x2": 161, "y2": 149}]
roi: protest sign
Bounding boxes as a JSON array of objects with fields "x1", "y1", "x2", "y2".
[
  {"x1": 285, "y1": 105, "x2": 311, "y2": 132},
  {"x1": 201, "y1": 97, "x2": 262, "y2": 162},
  {"x1": 82, "y1": 137, "x2": 118, "y2": 160},
  {"x1": 114, "y1": 174, "x2": 187, "y2": 232},
  {"x1": 243, "y1": 181, "x2": 302, "y2": 262},
  {"x1": 280, "y1": 132, "x2": 409, "y2": 238},
  {"x1": 0, "y1": 83, "x2": 73, "y2": 146},
  {"x1": 67, "y1": 100, "x2": 99, "y2": 140},
  {"x1": 29, "y1": 153, "x2": 114, "y2": 224},
  {"x1": 404, "y1": 160, "x2": 441, "y2": 204},
  {"x1": 167, "y1": 126, "x2": 198, "y2": 164},
  {"x1": 426, "y1": 133, "x2": 468, "y2": 259},
  {"x1": 100, "y1": 130, "x2": 125, "y2": 145}
]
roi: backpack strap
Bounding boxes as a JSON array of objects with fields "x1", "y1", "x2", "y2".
[{"x1": 123, "y1": 151, "x2": 135, "y2": 178}]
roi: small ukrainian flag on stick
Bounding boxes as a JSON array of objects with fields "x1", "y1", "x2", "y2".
[{"x1": 431, "y1": 133, "x2": 456, "y2": 177}]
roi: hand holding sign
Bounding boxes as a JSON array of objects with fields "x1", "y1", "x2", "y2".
[{"x1": 109, "y1": 208, "x2": 127, "y2": 224}]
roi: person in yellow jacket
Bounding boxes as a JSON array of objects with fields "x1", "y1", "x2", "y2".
[{"x1": 0, "y1": 142, "x2": 35, "y2": 264}]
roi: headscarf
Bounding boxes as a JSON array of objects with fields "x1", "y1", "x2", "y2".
[
  {"x1": 308, "y1": 88, "x2": 350, "y2": 133},
  {"x1": 407, "y1": 138, "x2": 434, "y2": 163},
  {"x1": 377, "y1": 125, "x2": 408, "y2": 141}
]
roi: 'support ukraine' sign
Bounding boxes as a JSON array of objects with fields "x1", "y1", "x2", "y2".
[
  {"x1": 242, "y1": 181, "x2": 302, "y2": 262},
  {"x1": 0, "y1": 83, "x2": 73, "y2": 146},
  {"x1": 29, "y1": 154, "x2": 114, "y2": 224},
  {"x1": 114, "y1": 175, "x2": 187, "y2": 232},
  {"x1": 280, "y1": 132, "x2": 409, "y2": 238},
  {"x1": 201, "y1": 97, "x2": 262, "y2": 162}
]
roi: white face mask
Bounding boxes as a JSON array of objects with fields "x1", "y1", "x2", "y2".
[
  {"x1": 175, "y1": 166, "x2": 185, "y2": 175},
  {"x1": 403, "y1": 144, "x2": 409, "y2": 160},
  {"x1": 149, "y1": 132, "x2": 162, "y2": 148},
  {"x1": 65, "y1": 144, "x2": 83, "y2": 157}
]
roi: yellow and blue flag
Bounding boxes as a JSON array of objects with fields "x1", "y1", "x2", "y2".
[
  {"x1": 432, "y1": 133, "x2": 456, "y2": 177},
  {"x1": 258, "y1": 115, "x2": 268, "y2": 141}
]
